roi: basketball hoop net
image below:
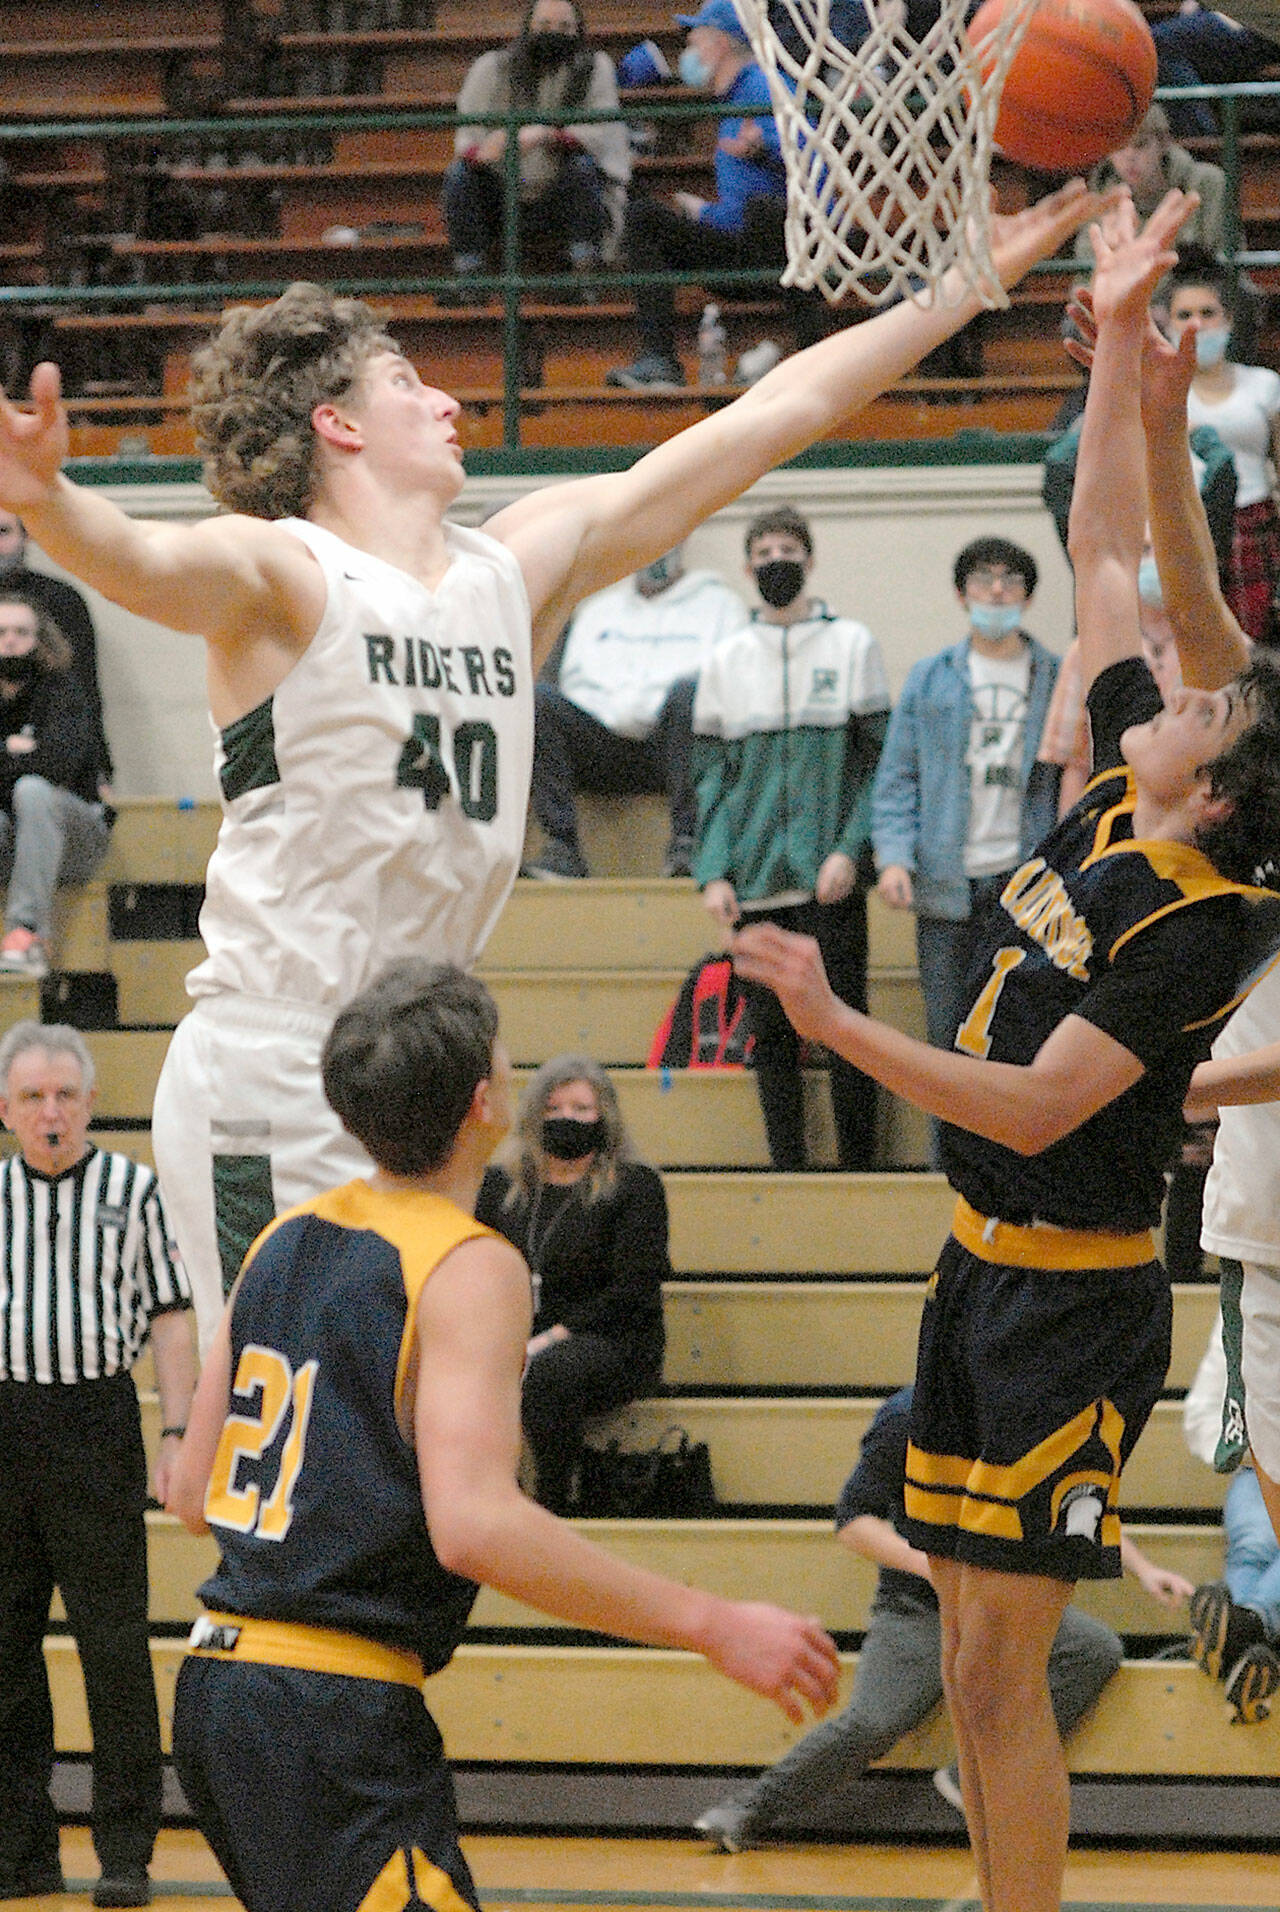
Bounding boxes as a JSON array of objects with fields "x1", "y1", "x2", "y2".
[{"x1": 731, "y1": 0, "x2": 1043, "y2": 309}]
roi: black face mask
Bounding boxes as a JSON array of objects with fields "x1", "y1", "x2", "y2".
[
  {"x1": 0, "y1": 652, "x2": 40, "y2": 689},
  {"x1": 753, "y1": 558, "x2": 806, "y2": 610},
  {"x1": 526, "y1": 30, "x2": 577, "y2": 68},
  {"x1": 541, "y1": 1114, "x2": 606, "y2": 1159}
]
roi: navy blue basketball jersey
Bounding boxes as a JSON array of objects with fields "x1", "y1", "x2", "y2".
[
  {"x1": 199, "y1": 1181, "x2": 499, "y2": 1671},
  {"x1": 943, "y1": 659, "x2": 1280, "y2": 1232}
]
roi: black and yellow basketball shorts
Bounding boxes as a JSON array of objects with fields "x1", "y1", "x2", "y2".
[
  {"x1": 173, "y1": 1616, "x2": 479, "y2": 1912},
  {"x1": 901, "y1": 1199, "x2": 1171, "y2": 1583}
]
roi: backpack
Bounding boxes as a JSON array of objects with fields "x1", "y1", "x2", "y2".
[{"x1": 647, "y1": 952, "x2": 754, "y2": 1071}]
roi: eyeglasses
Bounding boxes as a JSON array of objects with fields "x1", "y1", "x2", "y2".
[{"x1": 967, "y1": 567, "x2": 1027, "y2": 593}]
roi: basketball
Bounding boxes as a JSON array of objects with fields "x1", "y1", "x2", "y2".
[{"x1": 967, "y1": 0, "x2": 1158, "y2": 174}]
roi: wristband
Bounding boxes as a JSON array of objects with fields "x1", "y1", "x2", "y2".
[{"x1": 161, "y1": 1425, "x2": 187, "y2": 1439}]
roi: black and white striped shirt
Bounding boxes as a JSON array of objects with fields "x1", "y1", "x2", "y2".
[{"x1": 0, "y1": 1148, "x2": 191, "y2": 1384}]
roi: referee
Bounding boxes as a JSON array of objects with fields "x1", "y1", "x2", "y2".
[{"x1": 0, "y1": 1020, "x2": 195, "y2": 1908}]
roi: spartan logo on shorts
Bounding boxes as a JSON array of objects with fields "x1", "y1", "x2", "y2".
[{"x1": 1055, "y1": 1480, "x2": 1106, "y2": 1544}]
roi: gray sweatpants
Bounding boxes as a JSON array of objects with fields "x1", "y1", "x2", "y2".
[
  {"x1": 732, "y1": 1600, "x2": 1122, "y2": 1830},
  {"x1": 0, "y1": 774, "x2": 110, "y2": 938}
]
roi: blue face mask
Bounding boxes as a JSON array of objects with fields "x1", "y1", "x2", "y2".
[
  {"x1": 1194, "y1": 327, "x2": 1229, "y2": 370},
  {"x1": 967, "y1": 601, "x2": 1023, "y2": 640},
  {"x1": 1138, "y1": 555, "x2": 1163, "y2": 606},
  {"x1": 679, "y1": 45, "x2": 713, "y2": 87}
]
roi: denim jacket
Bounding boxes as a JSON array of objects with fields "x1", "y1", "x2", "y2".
[{"x1": 870, "y1": 634, "x2": 1060, "y2": 922}]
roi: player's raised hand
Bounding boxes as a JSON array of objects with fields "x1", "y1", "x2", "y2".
[
  {"x1": 701, "y1": 1600, "x2": 841, "y2": 1724},
  {"x1": 1087, "y1": 187, "x2": 1196, "y2": 329},
  {"x1": 0, "y1": 362, "x2": 70, "y2": 511},
  {"x1": 732, "y1": 921, "x2": 840, "y2": 1045},
  {"x1": 987, "y1": 178, "x2": 1125, "y2": 293}
]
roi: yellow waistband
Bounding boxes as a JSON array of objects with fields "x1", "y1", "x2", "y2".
[
  {"x1": 186, "y1": 1611, "x2": 424, "y2": 1687},
  {"x1": 952, "y1": 1196, "x2": 1155, "y2": 1271}
]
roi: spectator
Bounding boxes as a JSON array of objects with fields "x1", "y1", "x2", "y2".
[
  {"x1": 1167, "y1": 249, "x2": 1280, "y2": 644},
  {"x1": 693, "y1": 504, "x2": 888, "y2": 1169},
  {"x1": 1074, "y1": 106, "x2": 1227, "y2": 310},
  {"x1": 1182, "y1": 1313, "x2": 1280, "y2": 1721},
  {"x1": 1152, "y1": 2, "x2": 1280, "y2": 137},
  {"x1": 524, "y1": 544, "x2": 745, "y2": 880},
  {"x1": 476, "y1": 1053, "x2": 667, "y2": 1514},
  {"x1": 0, "y1": 593, "x2": 113, "y2": 978},
  {"x1": 694, "y1": 1387, "x2": 1191, "y2": 1852},
  {"x1": 607, "y1": 1, "x2": 821, "y2": 390},
  {"x1": 443, "y1": 0, "x2": 631, "y2": 298},
  {"x1": 870, "y1": 537, "x2": 1059, "y2": 1095},
  {"x1": 0, "y1": 510, "x2": 112, "y2": 799},
  {"x1": 0, "y1": 1021, "x2": 195, "y2": 1908}
]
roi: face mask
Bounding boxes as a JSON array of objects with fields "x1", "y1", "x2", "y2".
[
  {"x1": 753, "y1": 558, "x2": 806, "y2": 610},
  {"x1": 0, "y1": 651, "x2": 40, "y2": 687},
  {"x1": 678, "y1": 46, "x2": 713, "y2": 87},
  {"x1": 541, "y1": 1114, "x2": 606, "y2": 1160},
  {"x1": 636, "y1": 550, "x2": 682, "y2": 594},
  {"x1": 1194, "y1": 327, "x2": 1229, "y2": 370},
  {"x1": 967, "y1": 601, "x2": 1023, "y2": 640},
  {"x1": 526, "y1": 29, "x2": 576, "y2": 67},
  {"x1": 1138, "y1": 555, "x2": 1163, "y2": 606}
]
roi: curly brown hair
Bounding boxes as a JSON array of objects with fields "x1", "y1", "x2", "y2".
[{"x1": 189, "y1": 283, "x2": 396, "y2": 519}]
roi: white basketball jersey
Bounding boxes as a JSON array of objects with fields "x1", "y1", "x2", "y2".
[{"x1": 188, "y1": 518, "x2": 533, "y2": 1008}]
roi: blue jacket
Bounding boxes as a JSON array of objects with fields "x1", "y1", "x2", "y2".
[
  {"x1": 870, "y1": 634, "x2": 1060, "y2": 922},
  {"x1": 700, "y1": 64, "x2": 786, "y2": 234}
]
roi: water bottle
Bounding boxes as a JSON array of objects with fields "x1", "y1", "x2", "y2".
[{"x1": 697, "y1": 302, "x2": 727, "y2": 387}]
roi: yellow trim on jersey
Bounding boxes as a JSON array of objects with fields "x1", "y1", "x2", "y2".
[
  {"x1": 359, "y1": 1848, "x2": 475, "y2": 1912},
  {"x1": 186, "y1": 1610, "x2": 425, "y2": 1686},
  {"x1": 952, "y1": 1197, "x2": 1154, "y2": 1270}
]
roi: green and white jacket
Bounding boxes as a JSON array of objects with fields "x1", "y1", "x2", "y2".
[{"x1": 691, "y1": 603, "x2": 891, "y2": 903}]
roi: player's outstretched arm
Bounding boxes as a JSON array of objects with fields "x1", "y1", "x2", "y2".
[
  {"x1": 491, "y1": 183, "x2": 1116, "y2": 659},
  {"x1": 1185, "y1": 1037, "x2": 1280, "y2": 1117},
  {"x1": 1068, "y1": 191, "x2": 1191, "y2": 697},
  {"x1": 731, "y1": 921, "x2": 1143, "y2": 1153},
  {"x1": 0, "y1": 363, "x2": 323, "y2": 653},
  {"x1": 415, "y1": 1237, "x2": 840, "y2": 1723}
]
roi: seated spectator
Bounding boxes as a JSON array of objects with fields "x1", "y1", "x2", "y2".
[
  {"x1": 694, "y1": 1386, "x2": 1191, "y2": 1852},
  {"x1": 693, "y1": 505, "x2": 888, "y2": 1170},
  {"x1": 607, "y1": 1, "x2": 822, "y2": 390},
  {"x1": 1167, "y1": 248, "x2": 1280, "y2": 644},
  {"x1": 525, "y1": 543, "x2": 745, "y2": 880},
  {"x1": 1152, "y1": 2, "x2": 1280, "y2": 137},
  {"x1": 476, "y1": 1055, "x2": 667, "y2": 1515},
  {"x1": 0, "y1": 511, "x2": 113, "y2": 800},
  {"x1": 0, "y1": 595, "x2": 112, "y2": 978},
  {"x1": 870, "y1": 539, "x2": 1059, "y2": 1130},
  {"x1": 1183, "y1": 1312, "x2": 1280, "y2": 1721},
  {"x1": 1074, "y1": 106, "x2": 1226, "y2": 325},
  {"x1": 443, "y1": 0, "x2": 632, "y2": 297}
]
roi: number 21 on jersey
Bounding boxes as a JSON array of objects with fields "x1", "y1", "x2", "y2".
[
  {"x1": 205, "y1": 1344, "x2": 318, "y2": 1541},
  {"x1": 955, "y1": 947, "x2": 1026, "y2": 1059}
]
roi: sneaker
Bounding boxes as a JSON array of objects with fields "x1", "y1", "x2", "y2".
[
  {"x1": 1189, "y1": 1581, "x2": 1267, "y2": 1681},
  {"x1": 1226, "y1": 1640, "x2": 1280, "y2": 1724},
  {"x1": 932, "y1": 1763, "x2": 965, "y2": 1814},
  {"x1": 605, "y1": 353, "x2": 686, "y2": 391},
  {"x1": 0, "y1": 1866, "x2": 64, "y2": 1900},
  {"x1": 94, "y1": 1871, "x2": 151, "y2": 1908},
  {"x1": 521, "y1": 838, "x2": 588, "y2": 881},
  {"x1": 736, "y1": 338, "x2": 783, "y2": 384},
  {"x1": 693, "y1": 1799, "x2": 756, "y2": 1853},
  {"x1": 0, "y1": 928, "x2": 49, "y2": 978},
  {"x1": 662, "y1": 835, "x2": 694, "y2": 878}
]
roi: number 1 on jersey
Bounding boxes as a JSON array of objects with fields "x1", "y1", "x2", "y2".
[{"x1": 955, "y1": 947, "x2": 1026, "y2": 1059}]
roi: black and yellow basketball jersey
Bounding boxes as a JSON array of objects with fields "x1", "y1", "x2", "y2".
[
  {"x1": 199, "y1": 1180, "x2": 498, "y2": 1671},
  {"x1": 943, "y1": 659, "x2": 1280, "y2": 1232}
]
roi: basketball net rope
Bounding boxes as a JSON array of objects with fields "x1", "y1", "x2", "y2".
[{"x1": 731, "y1": 0, "x2": 1043, "y2": 308}]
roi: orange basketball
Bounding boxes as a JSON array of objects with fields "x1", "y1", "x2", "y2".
[{"x1": 967, "y1": 0, "x2": 1158, "y2": 174}]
